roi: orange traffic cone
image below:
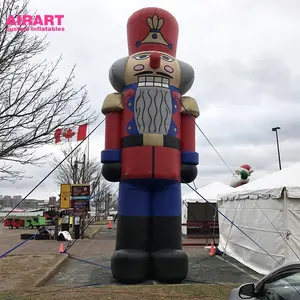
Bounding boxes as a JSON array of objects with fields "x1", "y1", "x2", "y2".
[
  {"x1": 59, "y1": 243, "x2": 64, "y2": 253},
  {"x1": 209, "y1": 242, "x2": 216, "y2": 256},
  {"x1": 108, "y1": 220, "x2": 112, "y2": 229}
]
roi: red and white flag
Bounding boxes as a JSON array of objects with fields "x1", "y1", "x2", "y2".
[{"x1": 54, "y1": 124, "x2": 88, "y2": 144}]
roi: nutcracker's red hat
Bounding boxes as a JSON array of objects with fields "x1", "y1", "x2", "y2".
[{"x1": 127, "y1": 7, "x2": 179, "y2": 57}]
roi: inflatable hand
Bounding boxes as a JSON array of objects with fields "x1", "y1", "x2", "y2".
[
  {"x1": 181, "y1": 164, "x2": 198, "y2": 183},
  {"x1": 101, "y1": 150, "x2": 121, "y2": 182},
  {"x1": 181, "y1": 151, "x2": 199, "y2": 183},
  {"x1": 102, "y1": 163, "x2": 121, "y2": 182}
]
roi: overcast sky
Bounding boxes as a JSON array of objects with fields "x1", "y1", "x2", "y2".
[{"x1": 1, "y1": 0, "x2": 299, "y2": 200}]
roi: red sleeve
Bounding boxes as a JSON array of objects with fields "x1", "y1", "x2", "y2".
[
  {"x1": 181, "y1": 114, "x2": 196, "y2": 152},
  {"x1": 105, "y1": 112, "x2": 121, "y2": 149}
]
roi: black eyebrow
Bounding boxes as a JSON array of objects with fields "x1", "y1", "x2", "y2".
[{"x1": 134, "y1": 71, "x2": 153, "y2": 76}]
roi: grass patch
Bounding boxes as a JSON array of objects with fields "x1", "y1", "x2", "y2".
[
  {"x1": 0, "y1": 283, "x2": 236, "y2": 299},
  {"x1": 0, "y1": 254, "x2": 65, "y2": 291}
]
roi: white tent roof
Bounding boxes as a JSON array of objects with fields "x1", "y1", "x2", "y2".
[
  {"x1": 183, "y1": 181, "x2": 234, "y2": 203},
  {"x1": 219, "y1": 162, "x2": 300, "y2": 200}
]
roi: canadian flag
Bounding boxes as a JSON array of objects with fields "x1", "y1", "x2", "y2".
[{"x1": 54, "y1": 124, "x2": 88, "y2": 144}]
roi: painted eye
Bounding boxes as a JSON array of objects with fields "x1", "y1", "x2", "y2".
[
  {"x1": 161, "y1": 54, "x2": 174, "y2": 62},
  {"x1": 134, "y1": 53, "x2": 150, "y2": 60}
]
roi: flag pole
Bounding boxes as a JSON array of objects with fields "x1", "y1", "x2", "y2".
[{"x1": 87, "y1": 124, "x2": 90, "y2": 185}]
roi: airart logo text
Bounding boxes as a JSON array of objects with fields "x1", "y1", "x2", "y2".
[{"x1": 6, "y1": 14, "x2": 64, "y2": 32}]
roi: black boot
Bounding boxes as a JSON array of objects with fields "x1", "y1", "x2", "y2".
[
  {"x1": 111, "y1": 215, "x2": 150, "y2": 284},
  {"x1": 150, "y1": 216, "x2": 188, "y2": 283}
]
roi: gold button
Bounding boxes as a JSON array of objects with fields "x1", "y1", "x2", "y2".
[
  {"x1": 128, "y1": 103, "x2": 132, "y2": 106},
  {"x1": 128, "y1": 126, "x2": 131, "y2": 130},
  {"x1": 174, "y1": 128, "x2": 177, "y2": 132}
]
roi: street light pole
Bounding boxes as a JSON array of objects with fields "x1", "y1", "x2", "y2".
[
  {"x1": 272, "y1": 127, "x2": 282, "y2": 170},
  {"x1": 74, "y1": 154, "x2": 86, "y2": 184}
]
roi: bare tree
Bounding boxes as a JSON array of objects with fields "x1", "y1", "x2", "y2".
[
  {"x1": 93, "y1": 179, "x2": 112, "y2": 220},
  {"x1": 0, "y1": 0, "x2": 98, "y2": 182},
  {"x1": 52, "y1": 143, "x2": 100, "y2": 186},
  {"x1": 52, "y1": 143, "x2": 112, "y2": 219}
]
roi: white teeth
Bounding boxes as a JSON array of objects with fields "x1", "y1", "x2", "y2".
[{"x1": 138, "y1": 76, "x2": 170, "y2": 87}]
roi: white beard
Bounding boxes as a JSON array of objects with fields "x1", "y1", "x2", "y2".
[{"x1": 134, "y1": 86, "x2": 173, "y2": 135}]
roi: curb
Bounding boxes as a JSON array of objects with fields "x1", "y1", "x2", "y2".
[
  {"x1": 87, "y1": 226, "x2": 102, "y2": 239},
  {"x1": 215, "y1": 256, "x2": 261, "y2": 281},
  {"x1": 35, "y1": 254, "x2": 69, "y2": 287}
]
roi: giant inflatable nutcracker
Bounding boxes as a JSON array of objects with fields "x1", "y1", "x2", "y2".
[{"x1": 101, "y1": 7, "x2": 199, "y2": 284}]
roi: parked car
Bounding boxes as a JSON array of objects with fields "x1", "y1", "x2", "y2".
[
  {"x1": 228, "y1": 261, "x2": 300, "y2": 300},
  {"x1": 4, "y1": 217, "x2": 25, "y2": 229},
  {"x1": 25, "y1": 216, "x2": 46, "y2": 229}
]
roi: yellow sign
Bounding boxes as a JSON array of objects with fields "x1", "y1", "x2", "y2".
[{"x1": 60, "y1": 184, "x2": 71, "y2": 209}]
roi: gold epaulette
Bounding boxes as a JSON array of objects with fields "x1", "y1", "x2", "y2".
[
  {"x1": 180, "y1": 96, "x2": 200, "y2": 118},
  {"x1": 101, "y1": 93, "x2": 123, "y2": 114}
]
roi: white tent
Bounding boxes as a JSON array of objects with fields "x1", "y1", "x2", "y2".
[
  {"x1": 217, "y1": 162, "x2": 300, "y2": 275},
  {"x1": 181, "y1": 181, "x2": 234, "y2": 235}
]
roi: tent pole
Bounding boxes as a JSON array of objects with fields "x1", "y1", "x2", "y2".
[
  {"x1": 181, "y1": 199, "x2": 187, "y2": 235},
  {"x1": 222, "y1": 197, "x2": 243, "y2": 257},
  {"x1": 283, "y1": 188, "x2": 289, "y2": 263}
]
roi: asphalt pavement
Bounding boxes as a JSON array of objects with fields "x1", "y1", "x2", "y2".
[{"x1": 46, "y1": 223, "x2": 262, "y2": 286}]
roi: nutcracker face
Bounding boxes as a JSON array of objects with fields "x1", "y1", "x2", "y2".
[
  {"x1": 122, "y1": 51, "x2": 182, "y2": 136},
  {"x1": 124, "y1": 51, "x2": 181, "y2": 88}
]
